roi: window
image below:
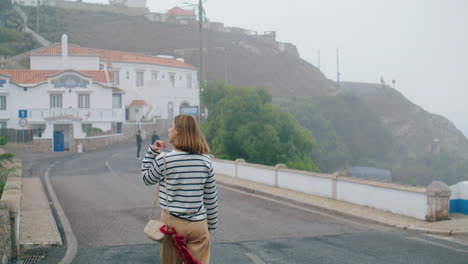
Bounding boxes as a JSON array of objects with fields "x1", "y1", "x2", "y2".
[
  {"x1": 136, "y1": 71, "x2": 144, "y2": 86},
  {"x1": 169, "y1": 73, "x2": 175, "y2": 88},
  {"x1": 50, "y1": 94, "x2": 62, "y2": 108},
  {"x1": 78, "y1": 94, "x2": 90, "y2": 108},
  {"x1": 0, "y1": 96, "x2": 6, "y2": 110},
  {"x1": 0, "y1": 121, "x2": 6, "y2": 129},
  {"x1": 186, "y1": 74, "x2": 192, "y2": 88},
  {"x1": 151, "y1": 71, "x2": 158, "y2": 80},
  {"x1": 113, "y1": 71, "x2": 120, "y2": 85},
  {"x1": 112, "y1": 94, "x2": 122, "y2": 108}
]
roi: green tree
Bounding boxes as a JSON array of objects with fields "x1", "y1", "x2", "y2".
[{"x1": 201, "y1": 81, "x2": 318, "y2": 171}]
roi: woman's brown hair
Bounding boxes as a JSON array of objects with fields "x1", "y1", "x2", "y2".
[{"x1": 172, "y1": 115, "x2": 210, "y2": 154}]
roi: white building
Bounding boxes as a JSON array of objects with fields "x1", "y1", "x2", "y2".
[
  {"x1": 11, "y1": 0, "x2": 42, "y2": 7},
  {"x1": 110, "y1": 0, "x2": 146, "y2": 9},
  {"x1": 0, "y1": 68, "x2": 124, "y2": 151},
  {"x1": 30, "y1": 35, "x2": 200, "y2": 122}
]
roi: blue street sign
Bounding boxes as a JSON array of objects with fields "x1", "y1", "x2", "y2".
[{"x1": 18, "y1": 110, "x2": 27, "y2": 118}]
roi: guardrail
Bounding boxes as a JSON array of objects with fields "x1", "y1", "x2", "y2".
[{"x1": 213, "y1": 158, "x2": 450, "y2": 221}]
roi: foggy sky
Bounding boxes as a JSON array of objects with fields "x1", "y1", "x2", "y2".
[{"x1": 86, "y1": 0, "x2": 468, "y2": 136}]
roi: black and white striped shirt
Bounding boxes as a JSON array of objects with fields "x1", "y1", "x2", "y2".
[{"x1": 141, "y1": 146, "x2": 218, "y2": 230}]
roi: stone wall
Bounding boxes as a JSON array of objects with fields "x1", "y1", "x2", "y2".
[
  {"x1": 29, "y1": 120, "x2": 168, "y2": 153},
  {"x1": 0, "y1": 158, "x2": 22, "y2": 261},
  {"x1": 76, "y1": 134, "x2": 124, "y2": 152},
  {"x1": 32, "y1": 138, "x2": 52, "y2": 152},
  {"x1": 0, "y1": 206, "x2": 12, "y2": 264}
]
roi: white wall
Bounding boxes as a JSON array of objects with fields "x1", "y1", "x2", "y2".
[
  {"x1": 1, "y1": 72, "x2": 121, "y2": 131},
  {"x1": 278, "y1": 170, "x2": 334, "y2": 198},
  {"x1": 337, "y1": 180, "x2": 427, "y2": 219},
  {"x1": 111, "y1": 62, "x2": 199, "y2": 120},
  {"x1": 213, "y1": 158, "x2": 429, "y2": 220},
  {"x1": 30, "y1": 56, "x2": 100, "y2": 71}
]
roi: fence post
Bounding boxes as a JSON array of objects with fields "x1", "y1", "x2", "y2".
[
  {"x1": 426, "y1": 181, "x2": 451, "y2": 221},
  {"x1": 234, "y1": 158, "x2": 245, "y2": 178},
  {"x1": 274, "y1": 164, "x2": 287, "y2": 188}
]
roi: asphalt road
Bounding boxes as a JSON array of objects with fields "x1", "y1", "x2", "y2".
[{"x1": 19, "y1": 141, "x2": 468, "y2": 264}]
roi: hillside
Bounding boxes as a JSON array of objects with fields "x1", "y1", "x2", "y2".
[
  {"x1": 4, "y1": 3, "x2": 468, "y2": 185},
  {"x1": 21, "y1": 5, "x2": 339, "y2": 98}
]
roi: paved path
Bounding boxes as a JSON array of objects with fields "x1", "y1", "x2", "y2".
[{"x1": 17, "y1": 142, "x2": 468, "y2": 263}]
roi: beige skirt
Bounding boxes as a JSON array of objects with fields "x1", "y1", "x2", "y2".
[{"x1": 159, "y1": 210, "x2": 211, "y2": 264}]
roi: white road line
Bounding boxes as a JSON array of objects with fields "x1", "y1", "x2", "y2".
[
  {"x1": 423, "y1": 234, "x2": 468, "y2": 247},
  {"x1": 407, "y1": 236, "x2": 468, "y2": 253},
  {"x1": 105, "y1": 152, "x2": 121, "y2": 177},
  {"x1": 218, "y1": 184, "x2": 378, "y2": 230},
  {"x1": 44, "y1": 161, "x2": 78, "y2": 264},
  {"x1": 244, "y1": 252, "x2": 267, "y2": 264}
]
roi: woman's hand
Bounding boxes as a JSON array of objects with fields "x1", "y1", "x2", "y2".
[{"x1": 152, "y1": 140, "x2": 167, "y2": 151}]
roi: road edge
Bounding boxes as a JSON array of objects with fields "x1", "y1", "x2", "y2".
[{"x1": 44, "y1": 161, "x2": 78, "y2": 264}]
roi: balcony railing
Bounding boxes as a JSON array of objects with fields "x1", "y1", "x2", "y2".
[{"x1": 27, "y1": 108, "x2": 125, "y2": 122}]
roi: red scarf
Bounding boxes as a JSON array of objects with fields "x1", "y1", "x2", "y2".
[{"x1": 160, "y1": 225, "x2": 203, "y2": 264}]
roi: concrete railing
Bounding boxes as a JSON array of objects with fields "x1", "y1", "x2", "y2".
[
  {"x1": 0, "y1": 157, "x2": 22, "y2": 262},
  {"x1": 213, "y1": 158, "x2": 450, "y2": 221}
]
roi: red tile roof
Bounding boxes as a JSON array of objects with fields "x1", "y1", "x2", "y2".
[
  {"x1": 166, "y1": 7, "x2": 195, "y2": 16},
  {"x1": 112, "y1": 87, "x2": 126, "y2": 93},
  {"x1": 129, "y1": 100, "x2": 147, "y2": 106},
  {"x1": 0, "y1": 70, "x2": 110, "y2": 85},
  {"x1": 32, "y1": 43, "x2": 98, "y2": 56},
  {"x1": 30, "y1": 43, "x2": 196, "y2": 69},
  {"x1": 88, "y1": 48, "x2": 196, "y2": 69}
]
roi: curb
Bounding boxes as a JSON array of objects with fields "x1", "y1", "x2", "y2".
[{"x1": 217, "y1": 179, "x2": 467, "y2": 236}]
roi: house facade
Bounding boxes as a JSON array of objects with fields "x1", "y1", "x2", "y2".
[
  {"x1": 0, "y1": 34, "x2": 199, "y2": 152},
  {"x1": 0, "y1": 68, "x2": 124, "y2": 151},
  {"x1": 30, "y1": 35, "x2": 200, "y2": 122}
]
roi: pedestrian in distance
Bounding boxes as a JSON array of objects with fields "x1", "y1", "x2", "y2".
[
  {"x1": 142, "y1": 114, "x2": 218, "y2": 264},
  {"x1": 136, "y1": 130, "x2": 143, "y2": 160},
  {"x1": 151, "y1": 131, "x2": 160, "y2": 144}
]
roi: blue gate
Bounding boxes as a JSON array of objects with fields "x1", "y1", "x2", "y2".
[{"x1": 53, "y1": 132, "x2": 64, "y2": 152}]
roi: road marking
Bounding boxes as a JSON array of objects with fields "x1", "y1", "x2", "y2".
[
  {"x1": 105, "y1": 152, "x2": 121, "y2": 177},
  {"x1": 244, "y1": 252, "x2": 267, "y2": 264},
  {"x1": 423, "y1": 234, "x2": 468, "y2": 247},
  {"x1": 218, "y1": 184, "x2": 379, "y2": 230},
  {"x1": 44, "y1": 161, "x2": 78, "y2": 264},
  {"x1": 407, "y1": 236, "x2": 468, "y2": 253}
]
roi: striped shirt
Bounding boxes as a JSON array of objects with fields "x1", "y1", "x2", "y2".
[{"x1": 141, "y1": 146, "x2": 218, "y2": 230}]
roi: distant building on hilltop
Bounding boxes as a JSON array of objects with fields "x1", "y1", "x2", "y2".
[
  {"x1": 11, "y1": 0, "x2": 42, "y2": 7},
  {"x1": 146, "y1": 6, "x2": 196, "y2": 25},
  {"x1": 109, "y1": 0, "x2": 146, "y2": 9}
]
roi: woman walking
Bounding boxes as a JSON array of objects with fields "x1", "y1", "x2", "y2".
[{"x1": 142, "y1": 115, "x2": 218, "y2": 264}]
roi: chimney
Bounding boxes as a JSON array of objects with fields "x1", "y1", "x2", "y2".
[
  {"x1": 61, "y1": 34, "x2": 68, "y2": 58},
  {"x1": 61, "y1": 34, "x2": 68, "y2": 69}
]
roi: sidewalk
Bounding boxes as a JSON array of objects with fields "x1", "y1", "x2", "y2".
[
  {"x1": 217, "y1": 174, "x2": 468, "y2": 236},
  {"x1": 20, "y1": 178, "x2": 62, "y2": 249}
]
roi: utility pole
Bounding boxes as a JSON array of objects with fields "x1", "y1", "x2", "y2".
[
  {"x1": 198, "y1": 0, "x2": 204, "y2": 122},
  {"x1": 36, "y1": 0, "x2": 40, "y2": 33},
  {"x1": 317, "y1": 49, "x2": 321, "y2": 71},
  {"x1": 336, "y1": 48, "x2": 340, "y2": 85}
]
